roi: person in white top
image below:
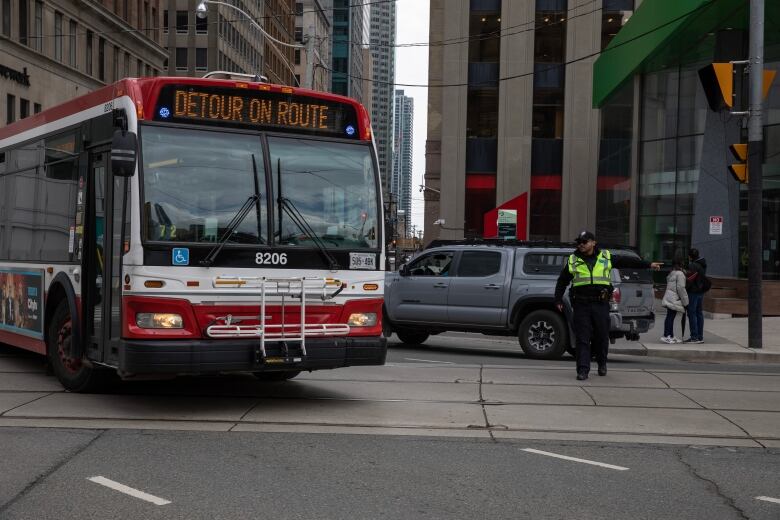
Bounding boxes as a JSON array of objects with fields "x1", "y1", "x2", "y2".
[{"x1": 661, "y1": 258, "x2": 689, "y2": 343}]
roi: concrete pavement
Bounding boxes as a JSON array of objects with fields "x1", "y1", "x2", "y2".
[
  {"x1": 1, "y1": 349, "x2": 779, "y2": 447},
  {"x1": 612, "y1": 309, "x2": 780, "y2": 364}
]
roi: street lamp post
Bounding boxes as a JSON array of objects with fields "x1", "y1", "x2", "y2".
[{"x1": 195, "y1": 0, "x2": 312, "y2": 88}]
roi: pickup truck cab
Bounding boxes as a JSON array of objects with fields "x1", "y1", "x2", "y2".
[{"x1": 384, "y1": 242, "x2": 654, "y2": 359}]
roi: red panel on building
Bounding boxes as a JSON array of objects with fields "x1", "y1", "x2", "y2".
[{"x1": 483, "y1": 192, "x2": 528, "y2": 240}]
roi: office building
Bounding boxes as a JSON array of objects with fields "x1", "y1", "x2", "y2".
[
  {"x1": 331, "y1": 0, "x2": 369, "y2": 104},
  {"x1": 1, "y1": 0, "x2": 166, "y2": 125},
  {"x1": 394, "y1": 89, "x2": 414, "y2": 236},
  {"x1": 370, "y1": 1, "x2": 396, "y2": 194},
  {"x1": 293, "y1": 0, "x2": 332, "y2": 90}
]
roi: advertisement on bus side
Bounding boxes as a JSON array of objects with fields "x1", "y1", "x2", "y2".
[{"x1": 0, "y1": 269, "x2": 44, "y2": 338}]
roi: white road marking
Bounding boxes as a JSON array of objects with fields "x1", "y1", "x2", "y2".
[
  {"x1": 404, "y1": 358, "x2": 455, "y2": 364},
  {"x1": 522, "y1": 448, "x2": 629, "y2": 471},
  {"x1": 756, "y1": 496, "x2": 780, "y2": 505},
  {"x1": 88, "y1": 476, "x2": 171, "y2": 506}
]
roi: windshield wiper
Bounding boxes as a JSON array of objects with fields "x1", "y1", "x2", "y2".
[
  {"x1": 276, "y1": 159, "x2": 339, "y2": 270},
  {"x1": 200, "y1": 155, "x2": 265, "y2": 267}
]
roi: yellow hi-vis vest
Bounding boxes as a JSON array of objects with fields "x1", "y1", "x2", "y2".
[{"x1": 568, "y1": 250, "x2": 612, "y2": 287}]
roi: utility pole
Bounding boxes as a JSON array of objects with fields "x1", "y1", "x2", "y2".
[
  {"x1": 747, "y1": 0, "x2": 764, "y2": 348},
  {"x1": 304, "y1": 25, "x2": 315, "y2": 89}
]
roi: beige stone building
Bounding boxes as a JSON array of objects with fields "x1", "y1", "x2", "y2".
[
  {"x1": 166, "y1": 0, "x2": 296, "y2": 86},
  {"x1": 293, "y1": 0, "x2": 332, "y2": 90},
  {"x1": 1, "y1": 0, "x2": 166, "y2": 126},
  {"x1": 425, "y1": 0, "x2": 635, "y2": 244}
]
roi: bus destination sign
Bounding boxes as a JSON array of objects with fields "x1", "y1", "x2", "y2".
[{"x1": 153, "y1": 85, "x2": 360, "y2": 139}]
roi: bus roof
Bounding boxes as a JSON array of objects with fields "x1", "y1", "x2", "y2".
[{"x1": 0, "y1": 77, "x2": 373, "y2": 143}]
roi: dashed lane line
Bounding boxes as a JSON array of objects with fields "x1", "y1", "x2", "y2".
[
  {"x1": 87, "y1": 476, "x2": 172, "y2": 506},
  {"x1": 755, "y1": 496, "x2": 780, "y2": 505},
  {"x1": 522, "y1": 448, "x2": 629, "y2": 471}
]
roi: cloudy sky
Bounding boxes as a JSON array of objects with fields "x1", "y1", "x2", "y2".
[{"x1": 394, "y1": 0, "x2": 430, "y2": 233}]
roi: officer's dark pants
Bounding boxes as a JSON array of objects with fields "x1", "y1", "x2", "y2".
[{"x1": 573, "y1": 300, "x2": 610, "y2": 374}]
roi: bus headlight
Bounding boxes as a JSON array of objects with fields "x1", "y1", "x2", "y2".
[
  {"x1": 347, "y1": 313, "x2": 377, "y2": 327},
  {"x1": 136, "y1": 313, "x2": 184, "y2": 329}
]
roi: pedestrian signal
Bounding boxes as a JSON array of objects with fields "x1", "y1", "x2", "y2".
[{"x1": 728, "y1": 143, "x2": 748, "y2": 184}]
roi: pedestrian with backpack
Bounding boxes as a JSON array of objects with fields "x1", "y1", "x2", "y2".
[
  {"x1": 684, "y1": 248, "x2": 708, "y2": 344},
  {"x1": 661, "y1": 258, "x2": 689, "y2": 343}
]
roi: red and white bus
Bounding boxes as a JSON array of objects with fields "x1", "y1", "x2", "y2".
[{"x1": 0, "y1": 76, "x2": 386, "y2": 391}]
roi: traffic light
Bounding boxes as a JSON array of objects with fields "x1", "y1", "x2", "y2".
[
  {"x1": 728, "y1": 143, "x2": 748, "y2": 184},
  {"x1": 699, "y1": 63, "x2": 744, "y2": 111},
  {"x1": 699, "y1": 62, "x2": 777, "y2": 112}
]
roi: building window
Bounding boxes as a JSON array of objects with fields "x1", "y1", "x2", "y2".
[
  {"x1": 295, "y1": 2, "x2": 303, "y2": 16},
  {"x1": 86, "y1": 30, "x2": 93, "y2": 75},
  {"x1": 34, "y1": 102, "x2": 41, "y2": 114},
  {"x1": 19, "y1": 98, "x2": 29, "y2": 119},
  {"x1": 125, "y1": 51, "x2": 130, "y2": 77},
  {"x1": 123, "y1": 0, "x2": 128, "y2": 21},
  {"x1": 176, "y1": 48, "x2": 187, "y2": 70},
  {"x1": 18, "y1": 0, "x2": 28, "y2": 45},
  {"x1": 151, "y1": 6, "x2": 157, "y2": 41},
  {"x1": 196, "y1": 12, "x2": 207, "y2": 33},
  {"x1": 113, "y1": 46, "x2": 119, "y2": 81},
  {"x1": 54, "y1": 11, "x2": 63, "y2": 61},
  {"x1": 69, "y1": 20, "x2": 77, "y2": 67},
  {"x1": 144, "y1": 2, "x2": 149, "y2": 33},
  {"x1": 163, "y1": 9, "x2": 168, "y2": 32},
  {"x1": 2, "y1": 0, "x2": 10, "y2": 37},
  {"x1": 33, "y1": 0, "x2": 42, "y2": 51},
  {"x1": 294, "y1": 26, "x2": 303, "y2": 42},
  {"x1": 6, "y1": 94, "x2": 15, "y2": 124},
  {"x1": 137, "y1": 58, "x2": 142, "y2": 76},
  {"x1": 176, "y1": 10, "x2": 188, "y2": 33},
  {"x1": 195, "y1": 48, "x2": 207, "y2": 70},
  {"x1": 294, "y1": 49, "x2": 300, "y2": 65},
  {"x1": 98, "y1": 37, "x2": 105, "y2": 81}
]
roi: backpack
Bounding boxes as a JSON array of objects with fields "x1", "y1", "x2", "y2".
[{"x1": 686, "y1": 269, "x2": 711, "y2": 293}]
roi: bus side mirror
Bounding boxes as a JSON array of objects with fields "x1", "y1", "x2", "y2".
[{"x1": 111, "y1": 129, "x2": 138, "y2": 177}]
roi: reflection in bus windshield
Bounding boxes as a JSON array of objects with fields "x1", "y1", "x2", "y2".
[
  {"x1": 142, "y1": 126, "x2": 267, "y2": 244},
  {"x1": 269, "y1": 136, "x2": 378, "y2": 250},
  {"x1": 141, "y1": 127, "x2": 378, "y2": 249}
]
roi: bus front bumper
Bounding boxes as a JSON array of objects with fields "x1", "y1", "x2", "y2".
[{"x1": 117, "y1": 336, "x2": 387, "y2": 376}]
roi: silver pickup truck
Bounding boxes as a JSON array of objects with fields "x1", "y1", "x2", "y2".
[{"x1": 384, "y1": 242, "x2": 655, "y2": 359}]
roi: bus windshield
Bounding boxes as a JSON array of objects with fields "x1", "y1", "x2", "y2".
[
  {"x1": 269, "y1": 136, "x2": 378, "y2": 250},
  {"x1": 140, "y1": 126, "x2": 379, "y2": 250},
  {"x1": 142, "y1": 125, "x2": 267, "y2": 244}
]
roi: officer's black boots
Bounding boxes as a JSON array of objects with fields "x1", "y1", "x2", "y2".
[
  {"x1": 576, "y1": 372, "x2": 588, "y2": 381},
  {"x1": 598, "y1": 364, "x2": 607, "y2": 376}
]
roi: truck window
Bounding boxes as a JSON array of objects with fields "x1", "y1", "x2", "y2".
[
  {"x1": 409, "y1": 251, "x2": 454, "y2": 276},
  {"x1": 522, "y1": 253, "x2": 568, "y2": 275},
  {"x1": 456, "y1": 251, "x2": 501, "y2": 277}
]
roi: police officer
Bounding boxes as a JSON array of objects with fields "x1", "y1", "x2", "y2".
[
  {"x1": 555, "y1": 231, "x2": 661, "y2": 380},
  {"x1": 555, "y1": 231, "x2": 612, "y2": 381}
]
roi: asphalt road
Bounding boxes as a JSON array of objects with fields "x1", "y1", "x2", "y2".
[
  {"x1": 0, "y1": 428, "x2": 778, "y2": 519},
  {"x1": 2, "y1": 338, "x2": 780, "y2": 519}
]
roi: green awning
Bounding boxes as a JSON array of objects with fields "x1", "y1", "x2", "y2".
[{"x1": 593, "y1": 0, "x2": 754, "y2": 107}]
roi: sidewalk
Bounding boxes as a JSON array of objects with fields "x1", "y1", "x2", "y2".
[{"x1": 612, "y1": 304, "x2": 780, "y2": 364}]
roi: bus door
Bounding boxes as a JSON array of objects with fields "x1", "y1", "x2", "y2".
[{"x1": 83, "y1": 147, "x2": 128, "y2": 366}]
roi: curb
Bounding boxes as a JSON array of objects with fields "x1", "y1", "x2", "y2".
[{"x1": 612, "y1": 343, "x2": 780, "y2": 364}]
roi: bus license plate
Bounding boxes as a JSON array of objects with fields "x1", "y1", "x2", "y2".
[{"x1": 349, "y1": 253, "x2": 376, "y2": 270}]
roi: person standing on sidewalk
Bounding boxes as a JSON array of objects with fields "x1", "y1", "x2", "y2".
[
  {"x1": 661, "y1": 258, "x2": 688, "y2": 343},
  {"x1": 685, "y1": 248, "x2": 707, "y2": 344},
  {"x1": 555, "y1": 230, "x2": 662, "y2": 381}
]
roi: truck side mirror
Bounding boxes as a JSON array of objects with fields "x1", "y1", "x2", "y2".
[
  {"x1": 399, "y1": 263, "x2": 409, "y2": 276},
  {"x1": 111, "y1": 129, "x2": 138, "y2": 177}
]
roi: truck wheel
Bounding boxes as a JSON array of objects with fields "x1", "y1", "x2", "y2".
[
  {"x1": 396, "y1": 330, "x2": 430, "y2": 345},
  {"x1": 47, "y1": 300, "x2": 109, "y2": 393},
  {"x1": 518, "y1": 310, "x2": 567, "y2": 359},
  {"x1": 253, "y1": 371, "x2": 301, "y2": 382}
]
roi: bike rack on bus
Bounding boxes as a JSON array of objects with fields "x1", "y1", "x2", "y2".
[{"x1": 206, "y1": 277, "x2": 349, "y2": 364}]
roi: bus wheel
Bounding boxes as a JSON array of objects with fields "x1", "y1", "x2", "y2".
[
  {"x1": 253, "y1": 371, "x2": 301, "y2": 382},
  {"x1": 47, "y1": 301, "x2": 106, "y2": 392}
]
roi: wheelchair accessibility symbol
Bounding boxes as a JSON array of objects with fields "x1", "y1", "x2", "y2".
[{"x1": 172, "y1": 248, "x2": 190, "y2": 266}]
